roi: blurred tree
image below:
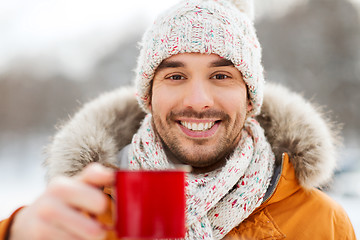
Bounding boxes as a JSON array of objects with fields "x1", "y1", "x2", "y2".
[
  {"x1": 0, "y1": 0, "x2": 359, "y2": 148},
  {"x1": 257, "y1": 0, "x2": 360, "y2": 144}
]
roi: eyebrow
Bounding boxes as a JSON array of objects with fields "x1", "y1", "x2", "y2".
[
  {"x1": 156, "y1": 57, "x2": 234, "y2": 71},
  {"x1": 209, "y1": 58, "x2": 234, "y2": 67},
  {"x1": 156, "y1": 60, "x2": 185, "y2": 71}
]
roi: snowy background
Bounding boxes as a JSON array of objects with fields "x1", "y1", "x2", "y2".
[{"x1": 0, "y1": 0, "x2": 359, "y2": 237}]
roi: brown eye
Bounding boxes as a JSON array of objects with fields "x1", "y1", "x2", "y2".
[
  {"x1": 169, "y1": 75, "x2": 185, "y2": 80},
  {"x1": 212, "y1": 74, "x2": 229, "y2": 80}
]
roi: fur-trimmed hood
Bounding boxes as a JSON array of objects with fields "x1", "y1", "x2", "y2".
[{"x1": 44, "y1": 83, "x2": 340, "y2": 189}]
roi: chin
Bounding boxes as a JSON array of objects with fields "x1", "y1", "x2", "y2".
[
  {"x1": 180, "y1": 155, "x2": 228, "y2": 173},
  {"x1": 177, "y1": 150, "x2": 228, "y2": 168}
]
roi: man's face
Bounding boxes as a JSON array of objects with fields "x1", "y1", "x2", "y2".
[{"x1": 150, "y1": 53, "x2": 251, "y2": 169}]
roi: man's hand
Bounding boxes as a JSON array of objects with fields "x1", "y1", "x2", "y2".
[{"x1": 10, "y1": 163, "x2": 114, "y2": 240}]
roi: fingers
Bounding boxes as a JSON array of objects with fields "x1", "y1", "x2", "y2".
[
  {"x1": 47, "y1": 163, "x2": 115, "y2": 215},
  {"x1": 76, "y1": 163, "x2": 115, "y2": 187},
  {"x1": 10, "y1": 163, "x2": 113, "y2": 240},
  {"x1": 35, "y1": 219, "x2": 83, "y2": 240},
  {"x1": 10, "y1": 202, "x2": 102, "y2": 240},
  {"x1": 38, "y1": 197, "x2": 106, "y2": 240},
  {"x1": 48, "y1": 176, "x2": 108, "y2": 215}
]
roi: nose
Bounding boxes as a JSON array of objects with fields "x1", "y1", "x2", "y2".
[{"x1": 182, "y1": 79, "x2": 214, "y2": 111}]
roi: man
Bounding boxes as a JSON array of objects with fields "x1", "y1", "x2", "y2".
[{"x1": 0, "y1": 0, "x2": 356, "y2": 239}]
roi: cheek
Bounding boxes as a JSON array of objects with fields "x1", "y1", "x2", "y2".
[
  {"x1": 152, "y1": 82, "x2": 184, "y2": 108},
  {"x1": 216, "y1": 90, "x2": 248, "y2": 115},
  {"x1": 151, "y1": 87, "x2": 173, "y2": 117}
]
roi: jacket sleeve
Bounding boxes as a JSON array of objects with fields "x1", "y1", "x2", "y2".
[
  {"x1": 334, "y1": 206, "x2": 357, "y2": 240},
  {"x1": 0, "y1": 207, "x2": 24, "y2": 240}
]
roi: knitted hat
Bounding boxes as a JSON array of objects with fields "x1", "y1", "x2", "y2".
[{"x1": 135, "y1": 0, "x2": 264, "y2": 116}]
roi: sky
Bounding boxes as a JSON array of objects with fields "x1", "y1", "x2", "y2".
[
  {"x1": 0, "y1": 0, "x2": 175, "y2": 78},
  {"x1": 0, "y1": 0, "x2": 313, "y2": 79},
  {"x1": 1, "y1": 0, "x2": 359, "y2": 79}
]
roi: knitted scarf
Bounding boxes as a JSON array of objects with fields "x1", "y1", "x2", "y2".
[{"x1": 129, "y1": 114, "x2": 275, "y2": 239}]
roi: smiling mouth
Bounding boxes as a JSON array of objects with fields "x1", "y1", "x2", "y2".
[{"x1": 179, "y1": 121, "x2": 218, "y2": 131}]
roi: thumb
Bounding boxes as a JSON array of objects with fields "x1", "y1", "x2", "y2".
[{"x1": 75, "y1": 163, "x2": 115, "y2": 187}]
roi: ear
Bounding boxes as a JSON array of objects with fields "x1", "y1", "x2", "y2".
[
  {"x1": 148, "y1": 96, "x2": 152, "y2": 111},
  {"x1": 247, "y1": 100, "x2": 253, "y2": 113},
  {"x1": 148, "y1": 81, "x2": 153, "y2": 112}
]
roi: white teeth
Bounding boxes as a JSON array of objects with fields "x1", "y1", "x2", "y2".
[{"x1": 180, "y1": 121, "x2": 215, "y2": 131}]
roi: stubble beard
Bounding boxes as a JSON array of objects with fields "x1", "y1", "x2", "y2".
[{"x1": 151, "y1": 109, "x2": 244, "y2": 168}]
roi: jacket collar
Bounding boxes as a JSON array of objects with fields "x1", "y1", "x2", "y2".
[{"x1": 262, "y1": 153, "x2": 301, "y2": 204}]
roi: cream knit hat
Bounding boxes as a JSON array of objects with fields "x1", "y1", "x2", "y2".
[{"x1": 135, "y1": 0, "x2": 264, "y2": 116}]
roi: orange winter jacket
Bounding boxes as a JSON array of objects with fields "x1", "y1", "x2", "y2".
[
  {"x1": 1, "y1": 84, "x2": 357, "y2": 239},
  {"x1": 96, "y1": 153, "x2": 356, "y2": 240},
  {"x1": 224, "y1": 153, "x2": 356, "y2": 239},
  {"x1": 98, "y1": 153, "x2": 357, "y2": 240},
  {"x1": 2, "y1": 154, "x2": 354, "y2": 240}
]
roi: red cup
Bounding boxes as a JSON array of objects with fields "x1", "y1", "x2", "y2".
[{"x1": 115, "y1": 170, "x2": 186, "y2": 239}]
